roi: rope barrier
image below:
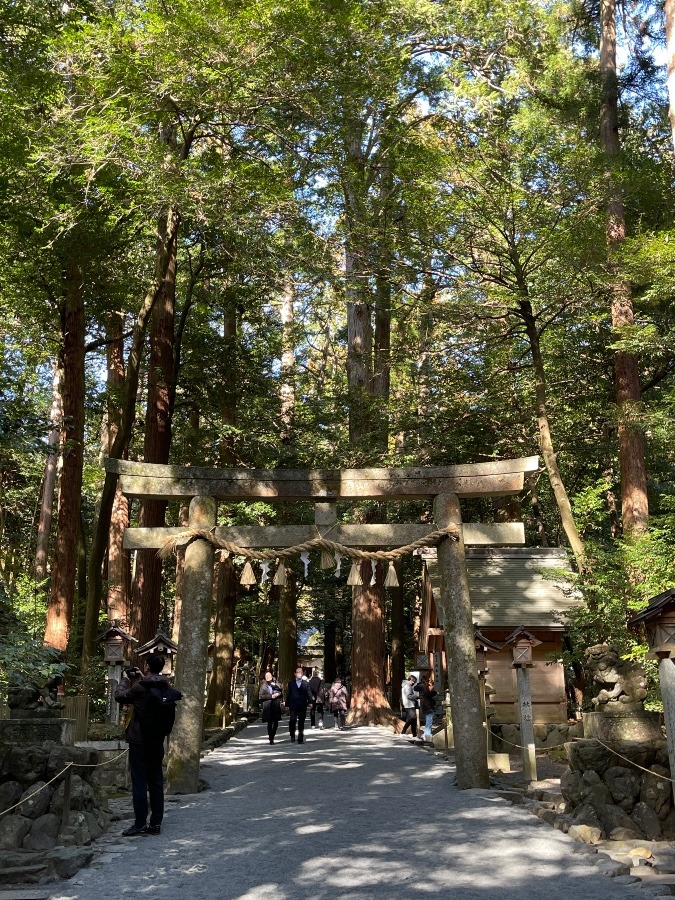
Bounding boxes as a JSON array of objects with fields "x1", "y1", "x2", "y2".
[
  {"x1": 491, "y1": 734, "x2": 675, "y2": 784},
  {"x1": 583, "y1": 737, "x2": 675, "y2": 784},
  {"x1": 0, "y1": 762, "x2": 73, "y2": 818},
  {"x1": 157, "y1": 524, "x2": 459, "y2": 563},
  {"x1": 0, "y1": 748, "x2": 129, "y2": 819},
  {"x1": 492, "y1": 733, "x2": 570, "y2": 752}
]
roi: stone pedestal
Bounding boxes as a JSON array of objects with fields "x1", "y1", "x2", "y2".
[
  {"x1": 0, "y1": 718, "x2": 76, "y2": 746},
  {"x1": 583, "y1": 709, "x2": 662, "y2": 743}
]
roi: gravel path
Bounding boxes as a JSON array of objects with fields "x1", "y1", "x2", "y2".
[{"x1": 48, "y1": 719, "x2": 651, "y2": 900}]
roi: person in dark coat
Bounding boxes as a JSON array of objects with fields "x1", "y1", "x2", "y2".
[
  {"x1": 259, "y1": 671, "x2": 283, "y2": 744},
  {"x1": 308, "y1": 667, "x2": 325, "y2": 730},
  {"x1": 286, "y1": 666, "x2": 313, "y2": 744},
  {"x1": 417, "y1": 675, "x2": 438, "y2": 742},
  {"x1": 114, "y1": 653, "x2": 168, "y2": 836}
]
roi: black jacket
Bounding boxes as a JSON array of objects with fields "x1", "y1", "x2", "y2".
[
  {"x1": 259, "y1": 680, "x2": 283, "y2": 723},
  {"x1": 115, "y1": 674, "x2": 168, "y2": 745},
  {"x1": 416, "y1": 684, "x2": 437, "y2": 716},
  {"x1": 286, "y1": 678, "x2": 313, "y2": 711},
  {"x1": 309, "y1": 675, "x2": 324, "y2": 703}
]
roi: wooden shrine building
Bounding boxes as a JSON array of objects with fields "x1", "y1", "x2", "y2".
[{"x1": 420, "y1": 547, "x2": 581, "y2": 724}]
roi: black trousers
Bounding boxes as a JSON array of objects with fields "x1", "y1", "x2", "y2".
[
  {"x1": 288, "y1": 706, "x2": 307, "y2": 739},
  {"x1": 129, "y1": 740, "x2": 164, "y2": 827},
  {"x1": 310, "y1": 701, "x2": 324, "y2": 727},
  {"x1": 401, "y1": 708, "x2": 417, "y2": 736},
  {"x1": 267, "y1": 720, "x2": 279, "y2": 742}
]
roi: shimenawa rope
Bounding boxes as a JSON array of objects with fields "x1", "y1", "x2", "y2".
[{"x1": 157, "y1": 524, "x2": 459, "y2": 563}]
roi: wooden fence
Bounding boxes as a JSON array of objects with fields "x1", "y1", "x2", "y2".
[{"x1": 61, "y1": 695, "x2": 90, "y2": 741}]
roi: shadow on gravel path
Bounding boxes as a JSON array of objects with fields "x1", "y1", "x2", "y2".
[{"x1": 48, "y1": 719, "x2": 645, "y2": 900}]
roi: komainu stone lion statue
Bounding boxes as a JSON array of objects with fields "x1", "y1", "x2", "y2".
[{"x1": 584, "y1": 644, "x2": 648, "y2": 709}]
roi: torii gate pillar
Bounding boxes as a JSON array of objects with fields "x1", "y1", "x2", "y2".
[
  {"x1": 433, "y1": 493, "x2": 490, "y2": 789},
  {"x1": 167, "y1": 495, "x2": 216, "y2": 794}
]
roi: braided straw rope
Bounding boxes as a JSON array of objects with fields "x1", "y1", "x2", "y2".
[{"x1": 157, "y1": 524, "x2": 459, "y2": 562}]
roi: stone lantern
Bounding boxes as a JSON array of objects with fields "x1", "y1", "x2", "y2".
[
  {"x1": 136, "y1": 630, "x2": 179, "y2": 676},
  {"x1": 630, "y1": 588, "x2": 675, "y2": 802},
  {"x1": 503, "y1": 626, "x2": 542, "y2": 783},
  {"x1": 97, "y1": 622, "x2": 137, "y2": 725}
]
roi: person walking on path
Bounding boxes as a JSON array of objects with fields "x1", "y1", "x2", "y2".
[
  {"x1": 115, "y1": 653, "x2": 175, "y2": 837},
  {"x1": 286, "y1": 665, "x2": 313, "y2": 743},
  {"x1": 308, "y1": 667, "x2": 325, "y2": 730},
  {"x1": 401, "y1": 674, "x2": 419, "y2": 737},
  {"x1": 259, "y1": 671, "x2": 283, "y2": 744},
  {"x1": 416, "y1": 674, "x2": 437, "y2": 742},
  {"x1": 328, "y1": 675, "x2": 349, "y2": 729}
]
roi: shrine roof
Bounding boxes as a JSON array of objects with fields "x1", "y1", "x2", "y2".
[{"x1": 423, "y1": 547, "x2": 579, "y2": 629}]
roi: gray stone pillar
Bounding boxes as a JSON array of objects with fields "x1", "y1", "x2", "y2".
[
  {"x1": 433, "y1": 493, "x2": 489, "y2": 789},
  {"x1": 516, "y1": 666, "x2": 537, "y2": 783},
  {"x1": 167, "y1": 496, "x2": 216, "y2": 794},
  {"x1": 659, "y1": 657, "x2": 675, "y2": 805}
]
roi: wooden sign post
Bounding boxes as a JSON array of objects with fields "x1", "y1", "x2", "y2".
[{"x1": 504, "y1": 627, "x2": 542, "y2": 784}]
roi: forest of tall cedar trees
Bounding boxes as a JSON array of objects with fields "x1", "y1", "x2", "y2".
[{"x1": 2, "y1": 0, "x2": 675, "y2": 718}]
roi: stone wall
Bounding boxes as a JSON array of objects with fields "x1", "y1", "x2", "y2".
[
  {"x1": 490, "y1": 721, "x2": 584, "y2": 752},
  {"x1": 0, "y1": 740, "x2": 113, "y2": 858},
  {"x1": 561, "y1": 739, "x2": 674, "y2": 843}
]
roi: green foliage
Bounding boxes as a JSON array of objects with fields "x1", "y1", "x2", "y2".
[{"x1": 0, "y1": 583, "x2": 69, "y2": 688}]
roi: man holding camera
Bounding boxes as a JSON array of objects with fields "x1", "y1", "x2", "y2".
[{"x1": 115, "y1": 654, "x2": 169, "y2": 837}]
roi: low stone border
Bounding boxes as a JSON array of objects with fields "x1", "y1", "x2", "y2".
[{"x1": 201, "y1": 714, "x2": 256, "y2": 755}]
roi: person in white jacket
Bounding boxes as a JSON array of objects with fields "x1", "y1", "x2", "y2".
[{"x1": 401, "y1": 674, "x2": 419, "y2": 737}]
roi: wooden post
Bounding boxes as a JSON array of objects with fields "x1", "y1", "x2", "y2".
[
  {"x1": 659, "y1": 657, "x2": 675, "y2": 805},
  {"x1": 59, "y1": 764, "x2": 73, "y2": 836},
  {"x1": 167, "y1": 495, "x2": 216, "y2": 794},
  {"x1": 433, "y1": 493, "x2": 489, "y2": 789},
  {"x1": 516, "y1": 666, "x2": 537, "y2": 783}
]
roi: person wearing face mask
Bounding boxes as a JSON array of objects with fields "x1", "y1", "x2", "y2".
[
  {"x1": 285, "y1": 665, "x2": 314, "y2": 744},
  {"x1": 259, "y1": 670, "x2": 283, "y2": 745}
]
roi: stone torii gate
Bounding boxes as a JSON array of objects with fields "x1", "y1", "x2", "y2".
[{"x1": 109, "y1": 455, "x2": 538, "y2": 793}]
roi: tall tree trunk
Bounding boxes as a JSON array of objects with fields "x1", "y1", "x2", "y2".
[
  {"x1": 343, "y1": 131, "x2": 397, "y2": 728},
  {"x1": 205, "y1": 557, "x2": 238, "y2": 723},
  {"x1": 280, "y1": 277, "x2": 295, "y2": 444},
  {"x1": 219, "y1": 297, "x2": 238, "y2": 466},
  {"x1": 130, "y1": 211, "x2": 179, "y2": 647},
  {"x1": 665, "y1": 0, "x2": 675, "y2": 153},
  {"x1": 390, "y1": 571, "x2": 404, "y2": 711},
  {"x1": 34, "y1": 364, "x2": 62, "y2": 586},
  {"x1": 519, "y1": 299, "x2": 587, "y2": 571},
  {"x1": 344, "y1": 124, "x2": 373, "y2": 451},
  {"x1": 600, "y1": 0, "x2": 649, "y2": 537},
  {"x1": 85, "y1": 207, "x2": 181, "y2": 667},
  {"x1": 44, "y1": 261, "x2": 85, "y2": 652},
  {"x1": 348, "y1": 560, "x2": 393, "y2": 727},
  {"x1": 82, "y1": 313, "x2": 131, "y2": 672},
  {"x1": 324, "y1": 620, "x2": 337, "y2": 682},
  {"x1": 277, "y1": 572, "x2": 298, "y2": 691},
  {"x1": 105, "y1": 311, "x2": 130, "y2": 625}
]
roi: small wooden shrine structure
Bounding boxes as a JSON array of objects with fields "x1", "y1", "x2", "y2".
[
  {"x1": 420, "y1": 547, "x2": 580, "y2": 723},
  {"x1": 109, "y1": 454, "x2": 539, "y2": 793}
]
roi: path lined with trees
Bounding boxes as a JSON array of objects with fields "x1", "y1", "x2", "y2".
[{"x1": 2, "y1": 0, "x2": 675, "y2": 720}]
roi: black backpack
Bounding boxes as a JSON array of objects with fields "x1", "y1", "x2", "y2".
[{"x1": 140, "y1": 682, "x2": 182, "y2": 738}]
